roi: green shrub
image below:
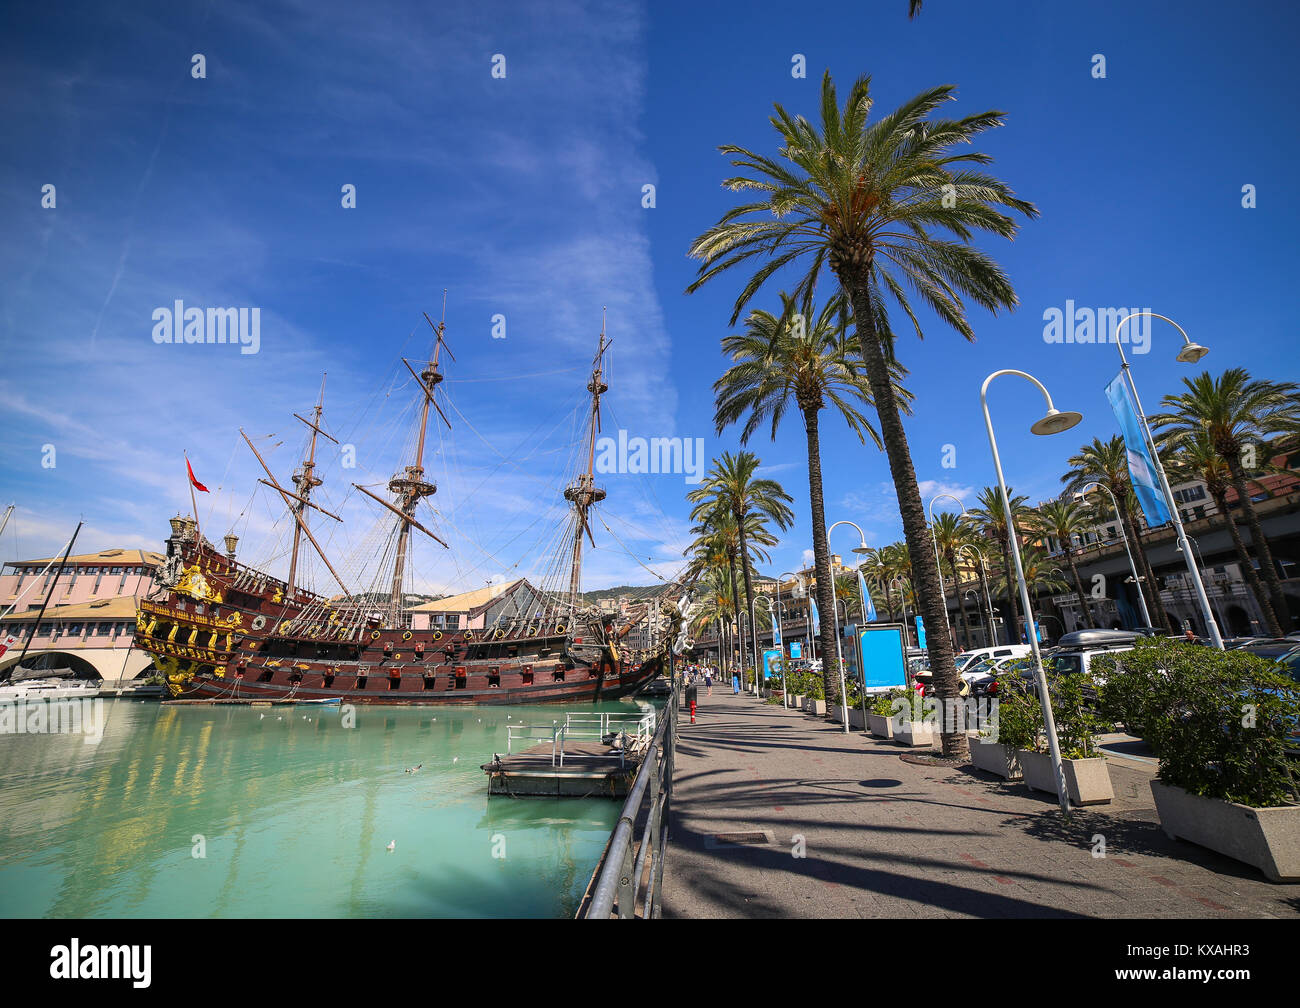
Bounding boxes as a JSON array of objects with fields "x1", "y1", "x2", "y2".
[
  {"x1": 986, "y1": 680, "x2": 1038, "y2": 752},
  {"x1": 869, "y1": 692, "x2": 895, "y2": 716},
  {"x1": 1096, "y1": 637, "x2": 1300, "y2": 808}
]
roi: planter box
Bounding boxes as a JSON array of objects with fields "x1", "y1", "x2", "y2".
[
  {"x1": 894, "y1": 720, "x2": 933, "y2": 747},
  {"x1": 848, "y1": 709, "x2": 865, "y2": 729},
  {"x1": 867, "y1": 713, "x2": 894, "y2": 739},
  {"x1": 793, "y1": 695, "x2": 805, "y2": 708},
  {"x1": 1150, "y1": 781, "x2": 1300, "y2": 883},
  {"x1": 970, "y1": 739, "x2": 1022, "y2": 780},
  {"x1": 1019, "y1": 750, "x2": 1113, "y2": 805},
  {"x1": 806, "y1": 699, "x2": 827, "y2": 716}
]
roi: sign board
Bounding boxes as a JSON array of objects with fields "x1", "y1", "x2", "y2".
[
  {"x1": 789, "y1": 641, "x2": 802, "y2": 659},
  {"x1": 855, "y1": 623, "x2": 908, "y2": 693},
  {"x1": 1021, "y1": 620, "x2": 1043, "y2": 643},
  {"x1": 762, "y1": 649, "x2": 782, "y2": 681},
  {"x1": 914, "y1": 615, "x2": 927, "y2": 650}
]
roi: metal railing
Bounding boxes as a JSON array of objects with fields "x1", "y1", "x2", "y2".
[
  {"x1": 582, "y1": 676, "x2": 679, "y2": 919},
  {"x1": 505, "y1": 708, "x2": 656, "y2": 768}
]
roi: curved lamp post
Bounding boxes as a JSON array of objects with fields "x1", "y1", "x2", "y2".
[
  {"x1": 958, "y1": 543, "x2": 997, "y2": 648},
  {"x1": 929, "y1": 492, "x2": 970, "y2": 647},
  {"x1": 981, "y1": 368, "x2": 1083, "y2": 818},
  {"x1": 827, "y1": 520, "x2": 869, "y2": 734},
  {"x1": 1112, "y1": 312, "x2": 1223, "y2": 648},
  {"x1": 778, "y1": 571, "x2": 805, "y2": 709},
  {"x1": 1075, "y1": 481, "x2": 1153, "y2": 629}
]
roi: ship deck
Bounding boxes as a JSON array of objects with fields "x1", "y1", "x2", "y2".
[{"x1": 482, "y1": 740, "x2": 647, "y2": 798}]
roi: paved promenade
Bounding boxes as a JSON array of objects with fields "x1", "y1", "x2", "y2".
[{"x1": 660, "y1": 689, "x2": 1300, "y2": 918}]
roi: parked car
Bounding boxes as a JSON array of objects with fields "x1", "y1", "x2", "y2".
[{"x1": 951, "y1": 644, "x2": 1031, "y2": 674}]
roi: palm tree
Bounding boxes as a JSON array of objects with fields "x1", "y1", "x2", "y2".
[
  {"x1": 686, "y1": 71, "x2": 1036, "y2": 759},
  {"x1": 968, "y1": 486, "x2": 1036, "y2": 644},
  {"x1": 1062, "y1": 436, "x2": 1169, "y2": 632},
  {"x1": 689, "y1": 452, "x2": 794, "y2": 690},
  {"x1": 713, "y1": 290, "x2": 911, "y2": 704},
  {"x1": 931, "y1": 512, "x2": 974, "y2": 649},
  {"x1": 685, "y1": 508, "x2": 747, "y2": 674},
  {"x1": 1153, "y1": 368, "x2": 1300, "y2": 633},
  {"x1": 1161, "y1": 427, "x2": 1279, "y2": 636},
  {"x1": 1037, "y1": 498, "x2": 1101, "y2": 629},
  {"x1": 1012, "y1": 546, "x2": 1070, "y2": 635}
]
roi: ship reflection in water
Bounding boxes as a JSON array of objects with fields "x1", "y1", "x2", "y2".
[{"x1": 0, "y1": 698, "x2": 652, "y2": 918}]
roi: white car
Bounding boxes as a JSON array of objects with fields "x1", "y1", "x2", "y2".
[{"x1": 952, "y1": 645, "x2": 1031, "y2": 674}]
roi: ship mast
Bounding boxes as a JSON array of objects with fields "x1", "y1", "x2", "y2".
[
  {"x1": 286, "y1": 374, "x2": 334, "y2": 597},
  {"x1": 563, "y1": 312, "x2": 609, "y2": 611},
  {"x1": 381, "y1": 294, "x2": 453, "y2": 626}
]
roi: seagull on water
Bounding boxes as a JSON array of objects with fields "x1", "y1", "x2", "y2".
[{"x1": 386, "y1": 841, "x2": 395, "y2": 851}]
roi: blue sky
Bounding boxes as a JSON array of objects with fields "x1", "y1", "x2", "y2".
[{"x1": 2, "y1": 0, "x2": 1297, "y2": 595}]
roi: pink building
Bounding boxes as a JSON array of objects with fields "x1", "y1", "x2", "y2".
[{"x1": 1, "y1": 548, "x2": 163, "y2": 683}]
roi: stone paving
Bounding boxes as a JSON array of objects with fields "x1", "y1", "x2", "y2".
[{"x1": 660, "y1": 689, "x2": 1300, "y2": 918}]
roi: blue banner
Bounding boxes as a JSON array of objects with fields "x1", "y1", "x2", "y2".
[
  {"x1": 857, "y1": 568, "x2": 877, "y2": 622},
  {"x1": 790, "y1": 641, "x2": 802, "y2": 659},
  {"x1": 770, "y1": 608, "x2": 781, "y2": 647},
  {"x1": 914, "y1": 615, "x2": 927, "y2": 649},
  {"x1": 1105, "y1": 371, "x2": 1172, "y2": 527},
  {"x1": 809, "y1": 593, "x2": 819, "y2": 626}
]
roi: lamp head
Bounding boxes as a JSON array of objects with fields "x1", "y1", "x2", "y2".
[
  {"x1": 852, "y1": 543, "x2": 869, "y2": 555},
  {"x1": 1176, "y1": 341, "x2": 1210, "y2": 364},
  {"x1": 1030, "y1": 408, "x2": 1083, "y2": 436}
]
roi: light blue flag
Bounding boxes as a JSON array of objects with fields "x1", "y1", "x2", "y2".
[
  {"x1": 809, "y1": 592, "x2": 819, "y2": 626},
  {"x1": 1105, "y1": 371, "x2": 1172, "y2": 527},
  {"x1": 856, "y1": 567, "x2": 877, "y2": 622},
  {"x1": 771, "y1": 607, "x2": 781, "y2": 646}
]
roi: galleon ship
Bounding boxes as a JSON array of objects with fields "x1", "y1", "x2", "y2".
[{"x1": 132, "y1": 307, "x2": 690, "y2": 704}]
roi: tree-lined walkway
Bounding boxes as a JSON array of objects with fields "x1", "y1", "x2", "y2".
[{"x1": 660, "y1": 690, "x2": 1300, "y2": 918}]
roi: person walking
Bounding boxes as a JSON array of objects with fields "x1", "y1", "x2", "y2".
[
  {"x1": 731, "y1": 667, "x2": 740, "y2": 695},
  {"x1": 705, "y1": 669, "x2": 713, "y2": 696}
]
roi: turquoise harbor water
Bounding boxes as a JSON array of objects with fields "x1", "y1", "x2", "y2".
[{"x1": 0, "y1": 698, "x2": 651, "y2": 918}]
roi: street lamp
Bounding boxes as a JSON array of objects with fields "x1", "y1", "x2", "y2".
[
  {"x1": 826, "y1": 520, "x2": 870, "y2": 733},
  {"x1": 981, "y1": 368, "x2": 1083, "y2": 818},
  {"x1": 1111, "y1": 312, "x2": 1223, "y2": 648},
  {"x1": 928, "y1": 493, "x2": 966, "y2": 646},
  {"x1": 889, "y1": 577, "x2": 911, "y2": 648},
  {"x1": 1175, "y1": 534, "x2": 1228, "y2": 636},
  {"x1": 958, "y1": 543, "x2": 997, "y2": 649},
  {"x1": 1075, "y1": 481, "x2": 1153, "y2": 628},
  {"x1": 778, "y1": 571, "x2": 806, "y2": 709}
]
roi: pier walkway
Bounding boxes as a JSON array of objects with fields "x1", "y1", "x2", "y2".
[{"x1": 660, "y1": 689, "x2": 1300, "y2": 918}]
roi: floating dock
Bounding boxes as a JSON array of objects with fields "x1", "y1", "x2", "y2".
[{"x1": 482, "y1": 709, "x2": 655, "y2": 798}]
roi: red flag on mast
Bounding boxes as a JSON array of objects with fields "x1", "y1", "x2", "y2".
[{"x1": 186, "y1": 457, "x2": 209, "y2": 493}]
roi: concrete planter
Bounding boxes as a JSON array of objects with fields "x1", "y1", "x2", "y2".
[
  {"x1": 807, "y1": 699, "x2": 827, "y2": 716},
  {"x1": 793, "y1": 695, "x2": 806, "y2": 708},
  {"x1": 848, "y1": 709, "x2": 865, "y2": 729},
  {"x1": 867, "y1": 713, "x2": 894, "y2": 739},
  {"x1": 1150, "y1": 780, "x2": 1300, "y2": 883},
  {"x1": 894, "y1": 720, "x2": 934, "y2": 748},
  {"x1": 970, "y1": 739, "x2": 1022, "y2": 780},
  {"x1": 1018, "y1": 750, "x2": 1113, "y2": 805}
]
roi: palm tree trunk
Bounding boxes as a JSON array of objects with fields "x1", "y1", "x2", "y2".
[
  {"x1": 999, "y1": 539, "x2": 1021, "y2": 644},
  {"x1": 728, "y1": 552, "x2": 746, "y2": 683},
  {"x1": 803, "y1": 410, "x2": 842, "y2": 707},
  {"x1": 848, "y1": 283, "x2": 967, "y2": 760},
  {"x1": 1226, "y1": 457, "x2": 1291, "y2": 632},
  {"x1": 735, "y1": 514, "x2": 759, "y2": 692},
  {"x1": 949, "y1": 552, "x2": 972, "y2": 649},
  {"x1": 1117, "y1": 497, "x2": 1167, "y2": 630},
  {"x1": 1209, "y1": 483, "x2": 1280, "y2": 635},
  {"x1": 1066, "y1": 551, "x2": 1094, "y2": 629}
]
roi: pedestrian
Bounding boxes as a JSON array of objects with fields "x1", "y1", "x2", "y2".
[
  {"x1": 705, "y1": 670, "x2": 713, "y2": 696},
  {"x1": 731, "y1": 668, "x2": 740, "y2": 694},
  {"x1": 1183, "y1": 626, "x2": 1197, "y2": 643}
]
